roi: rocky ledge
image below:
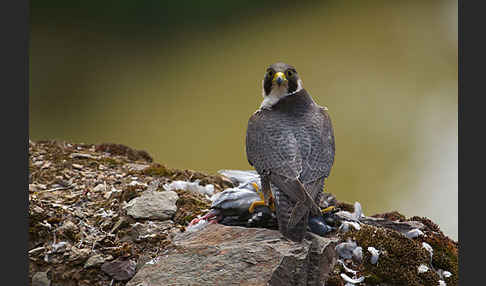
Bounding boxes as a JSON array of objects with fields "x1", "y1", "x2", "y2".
[{"x1": 28, "y1": 140, "x2": 458, "y2": 286}]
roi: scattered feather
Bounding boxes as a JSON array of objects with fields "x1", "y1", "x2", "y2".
[
  {"x1": 353, "y1": 202, "x2": 363, "y2": 219},
  {"x1": 422, "y1": 242, "x2": 434, "y2": 258},
  {"x1": 339, "y1": 222, "x2": 350, "y2": 232},
  {"x1": 338, "y1": 259, "x2": 357, "y2": 275},
  {"x1": 418, "y1": 264, "x2": 429, "y2": 273},
  {"x1": 339, "y1": 221, "x2": 361, "y2": 232},
  {"x1": 340, "y1": 273, "x2": 364, "y2": 284},
  {"x1": 163, "y1": 180, "x2": 214, "y2": 198},
  {"x1": 51, "y1": 241, "x2": 68, "y2": 253},
  {"x1": 405, "y1": 228, "x2": 424, "y2": 239},
  {"x1": 128, "y1": 180, "x2": 147, "y2": 187},
  {"x1": 436, "y1": 269, "x2": 452, "y2": 280},
  {"x1": 335, "y1": 240, "x2": 358, "y2": 259},
  {"x1": 145, "y1": 257, "x2": 160, "y2": 265},
  {"x1": 367, "y1": 247, "x2": 380, "y2": 265},
  {"x1": 186, "y1": 219, "x2": 210, "y2": 233},
  {"x1": 352, "y1": 246, "x2": 363, "y2": 264},
  {"x1": 217, "y1": 169, "x2": 259, "y2": 187}
]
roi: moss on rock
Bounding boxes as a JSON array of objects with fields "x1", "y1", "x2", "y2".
[{"x1": 341, "y1": 224, "x2": 443, "y2": 285}]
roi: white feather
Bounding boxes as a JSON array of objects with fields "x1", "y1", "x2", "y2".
[{"x1": 259, "y1": 79, "x2": 304, "y2": 109}]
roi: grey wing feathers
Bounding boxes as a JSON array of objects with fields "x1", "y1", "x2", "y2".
[
  {"x1": 299, "y1": 107, "x2": 335, "y2": 184},
  {"x1": 247, "y1": 107, "x2": 334, "y2": 181},
  {"x1": 246, "y1": 110, "x2": 301, "y2": 179},
  {"x1": 245, "y1": 111, "x2": 264, "y2": 168},
  {"x1": 316, "y1": 107, "x2": 335, "y2": 177}
]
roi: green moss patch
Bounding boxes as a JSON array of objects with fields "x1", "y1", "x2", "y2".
[{"x1": 341, "y1": 224, "x2": 442, "y2": 285}]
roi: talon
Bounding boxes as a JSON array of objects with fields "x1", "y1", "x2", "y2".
[
  {"x1": 251, "y1": 182, "x2": 260, "y2": 192},
  {"x1": 321, "y1": 206, "x2": 336, "y2": 215},
  {"x1": 251, "y1": 181, "x2": 276, "y2": 213},
  {"x1": 249, "y1": 200, "x2": 266, "y2": 213},
  {"x1": 252, "y1": 182, "x2": 264, "y2": 200}
]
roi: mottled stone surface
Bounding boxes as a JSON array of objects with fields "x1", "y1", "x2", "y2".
[
  {"x1": 31, "y1": 272, "x2": 51, "y2": 286},
  {"x1": 126, "y1": 190, "x2": 178, "y2": 220},
  {"x1": 101, "y1": 259, "x2": 137, "y2": 281},
  {"x1": 127, "y1": 224, "x2": 339, "y2": 286}
]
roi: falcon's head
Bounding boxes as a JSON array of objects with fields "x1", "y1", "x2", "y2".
[{"x1": 260, "y1": 62, "x2": 304, "y2": 109}]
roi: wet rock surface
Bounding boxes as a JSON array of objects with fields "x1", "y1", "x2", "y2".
[{"x1": 28, "y1": 140, "x2": 458, "y2": 286}]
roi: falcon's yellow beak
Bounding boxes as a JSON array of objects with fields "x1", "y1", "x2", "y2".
[{"x1": 273, "y1": 72, "x2": 287, "y2": 86}]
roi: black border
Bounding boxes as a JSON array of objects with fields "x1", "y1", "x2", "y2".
[
  {"x1": 3, "y1": 0, "x2": 29, "y2": 284},
  {"x1": 459, "y1": 0, "x2": 482, "y2": 284}
]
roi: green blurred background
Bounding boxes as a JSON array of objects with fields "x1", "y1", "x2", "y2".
[{"x1": 30, "y1": 1, "x2": 458, "y2": 239}]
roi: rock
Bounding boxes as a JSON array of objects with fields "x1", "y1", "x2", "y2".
[
  {"x1": 93, "y1": 183, "x2": 106, "y2": 192},
  {"x1": 127, "y1": 224, "x2": 339, "y2": 286},
  {"x1": 125, "y1": 220, "x2": 177, "y2": 242},
  {"x1": 28, "y1": 140, "x2": 459, "y2": 286},
  {"x1": 124, "y1": 163, "x2": 150, "y2": 172},
  {"x1": 67, "y1": 247, "x2": 90, "y2": 264},
  {"x1": 32, "y1": 271, "x2": 51, "y2": 286},
  {"x1": 72, "y1": 163, "x2": 84, "y2": 170},
  {"x1": 84, "y1": 254, "x2": 106, "y2": 269},
  {"x1": 101, "y1": 259, "x2": 137, "y2": 281},
  {"x1": 57, "y1": 220, "x2": 79, "y2": 240},
  {"x1": 69, "y1": 153, "x2": 99, "y2": 160},
  {"x1": 126, "y1": 191, "x2": 178, "y2": 220}
]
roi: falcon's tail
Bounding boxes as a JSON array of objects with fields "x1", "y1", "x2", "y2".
[
  {"x1": 269, "y1": 174, "x2": 328, "y2": 242},
  {"x1": 274, "y1": 190, "x2": 309, "y2": 242},
  {"x1": 269, "y1": 174, "x2": 321, "y2": 220}
]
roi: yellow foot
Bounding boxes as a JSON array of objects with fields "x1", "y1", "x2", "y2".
[
  {"x1": 249, "y1": 200, "x2": 266, "y2": 213},
  {"x1": 250, "y1": 182, "x2": 276, "y2": 212},
  {"x1": 252, "y1": 182, "x2": 264, "y2": 200},
  {"x1": 321, "y1": 206, "x2": 336, "y2": 215}
]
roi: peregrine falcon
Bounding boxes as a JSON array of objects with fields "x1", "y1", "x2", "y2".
[{"x1": 245, "y1": 62, "x2": 335, "y2": 242}]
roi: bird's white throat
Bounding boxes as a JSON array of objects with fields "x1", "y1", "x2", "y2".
[{"x1": 260, "y1": 79, "x2": 303, "y2": 109}]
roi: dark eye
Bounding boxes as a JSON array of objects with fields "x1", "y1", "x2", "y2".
[
  {"x1": 286, "y1": 70, "x2": 293, "y2": 77},
  {"x1": 267, "y1": 70, "x2": 274, "y2": 77}
]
